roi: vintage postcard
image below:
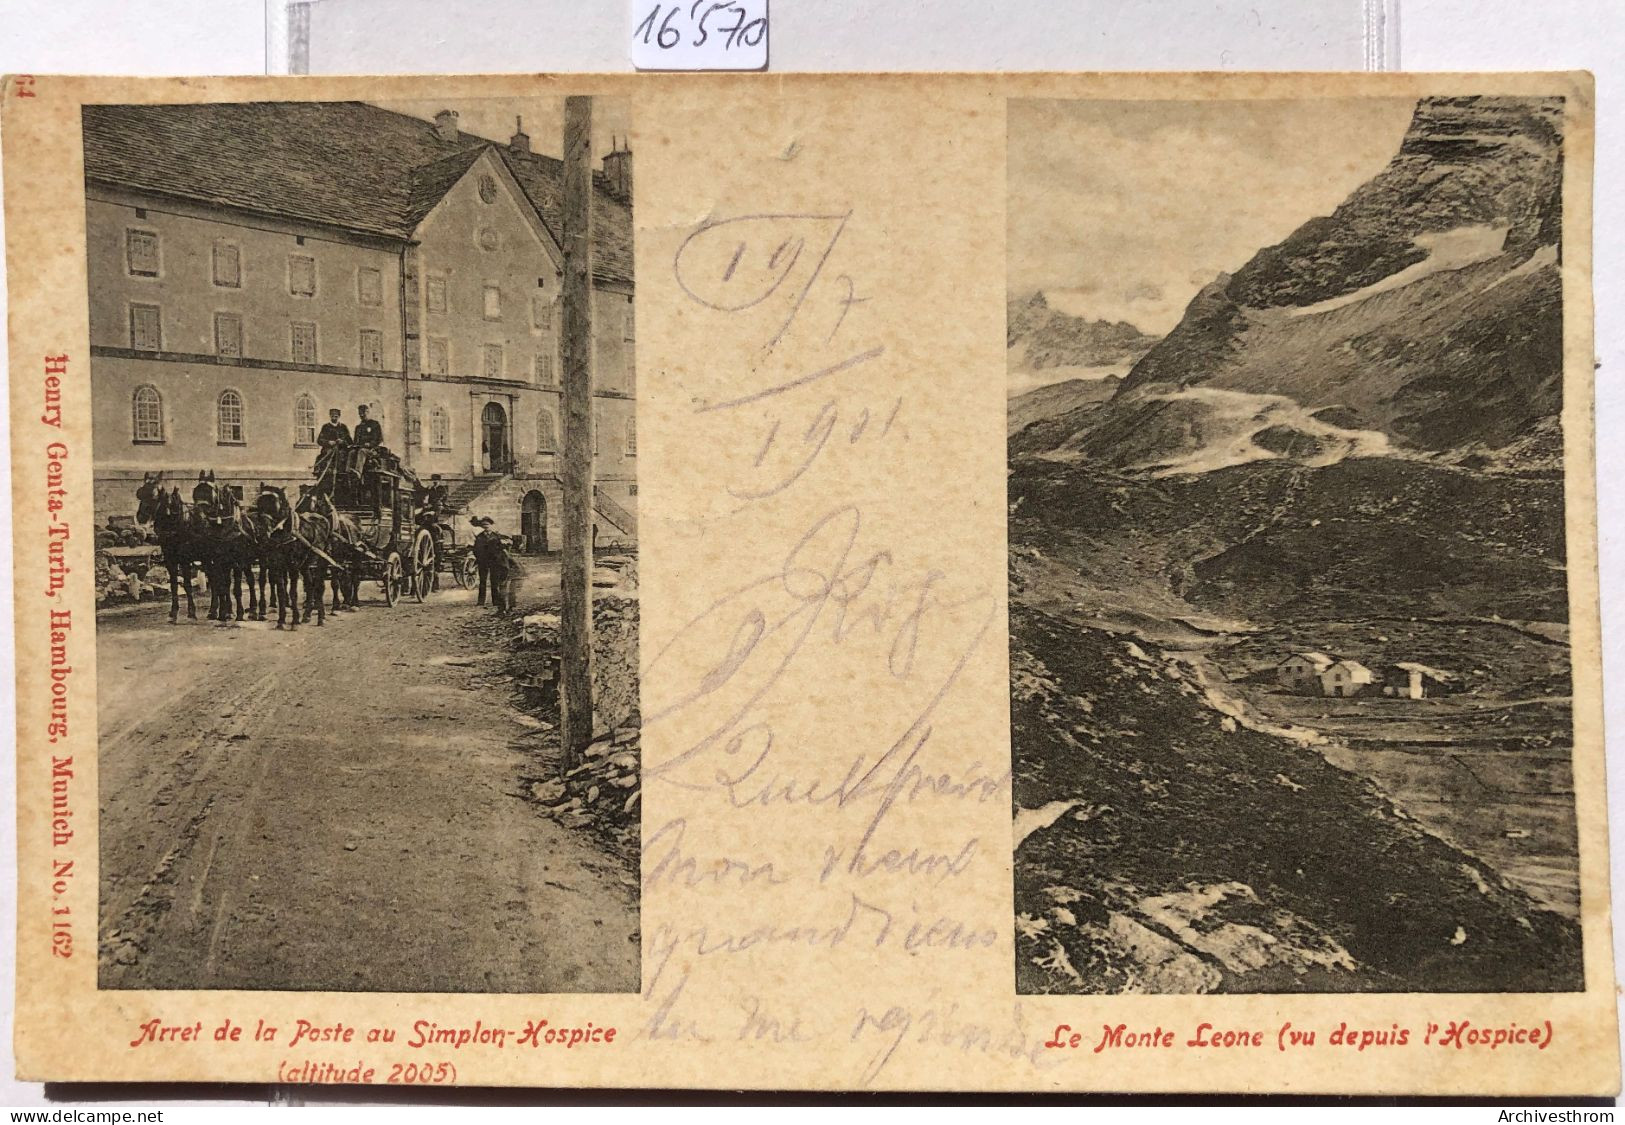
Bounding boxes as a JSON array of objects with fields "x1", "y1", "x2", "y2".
[{"x1": 3, "y1": 71, "x2": 1613, "y2": 1094}]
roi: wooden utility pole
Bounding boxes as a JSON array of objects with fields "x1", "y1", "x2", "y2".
[{"x1": 559, "y1": 95, "x2": 596, "y2": 769}]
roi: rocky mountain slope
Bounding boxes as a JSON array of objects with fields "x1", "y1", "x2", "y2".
[
  {"x1": 1010, "y1": 450, "x2": 1581, "y2": 992},
  {"x1": 1013, "y1": 602, "x2": 1581, "y2": 995},
  {"x1": 1007, "y1": 376, "x2": 1121, "y2": 435},
  {"x1": 1010, "y1": 454, "x2": 1568, "y2": 626},
  {"x1": 1008, "y1": 292, "x2": 1159, "y2": 371}
]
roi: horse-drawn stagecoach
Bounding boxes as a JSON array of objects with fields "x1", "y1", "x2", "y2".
[
  {"x1": 314, "y1": 452, "x2": 437, "y2": 606},
  {"x1": 133, "y1": 442, "x2": 471, "y2": 626}
]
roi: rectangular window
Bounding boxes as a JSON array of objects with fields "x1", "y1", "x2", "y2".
[
  {"x1": 289, "y1": 254, "x2": 317, "y2": 297},
  {"x1": 126, "y1": 229, "x2": 160, "y2": 277},
  {"x1": 483, "y1": 283, "x2": 502, "y2": 320},
  {"x1": 534, "y1": 353, "x2": 553, "y2": 385},
  {"x1": 358, "y1": 266, "x2": 383, "y2": 307},
  {"x1": 214, "y1": 313, "x2": 243, "y2": 358},
  {"x1": 291, "y1": 321, "x2": 318, "y2": 365},
  {"x1": 482, "y1": 344, "x2": 504, "y2": 380},
  {"x1": 532, "y1": 293, "x2": 552, "y2": 331},
  {"x1": 212, "y1": 243, "x2": 241, "y2": 287},
  {"x1": 426, "y1": 274, "x2": 448, "y2": 313},
  {"x1": 359, "y1": 329, "x2": 384, "y2": 371},
  {"x1": 429, "y1": 408, "x2": 451, "y2": 451},
  {"x1": 129, "y1": 303, "x2": 161, "y2": 350},
  {"x1": 624, "y1": 302, "x2": 635, "y2": 342},
  {"x1": 426, "y1": 337, "x2": 449, "y2": 377}
]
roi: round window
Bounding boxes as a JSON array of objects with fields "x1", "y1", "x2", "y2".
[
  {"x1": 478, "y1": 174, "x2": 498, "y2": 204},
  {"x1": 477, "y1": 227, "x2": 500, "y2": 252}
]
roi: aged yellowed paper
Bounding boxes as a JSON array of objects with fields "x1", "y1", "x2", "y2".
[{"x1": 2, "y1": 71, "x2": 1613, "y2": 1093}]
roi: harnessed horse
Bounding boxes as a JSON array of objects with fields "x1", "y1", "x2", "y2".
[
  {"x1": 310, "y1": 492, "x2": 364, "y2": 612},
  {"x1": 134, "y1": 472, "x2": 204, "y2": 624},
  {"x1": 254, "y1": 484, "x2": 334, "y2": 629},
  {"x1": 190, "y1": 474, "x2": 265, "y2": 624}
]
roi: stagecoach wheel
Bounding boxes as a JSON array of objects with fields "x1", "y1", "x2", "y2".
[
  {"x1": 411, "y1": 528, "x2": 436, "y2": 602},
  {"x1": 383, "y1": 551, "x2": 403, "y2": 607},
  {"x1": 457, "y1": 553, "x2": 479, "y2": 590}
]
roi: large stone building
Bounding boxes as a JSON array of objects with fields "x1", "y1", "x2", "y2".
[{"x1": 83, "y1": 100, "x2": 636, "y2": 550}]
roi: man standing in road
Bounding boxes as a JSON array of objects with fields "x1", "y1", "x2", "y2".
[
  {"x1": 472, "y1": 516, "x2": 502, "y2": 607},
  {"x1": 489, "y1": 536, "x2": 515, "y2": 613},
  {"x1": 496, "y1": 534, "x2": 524, "y2": 613}
]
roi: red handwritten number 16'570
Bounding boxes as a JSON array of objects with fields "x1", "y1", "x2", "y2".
[{"x1": 635, "y1": 3, "x2": 766, "y2": 52}]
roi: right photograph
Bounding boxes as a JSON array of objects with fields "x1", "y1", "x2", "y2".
[{"x1": 1008, "y1": 95, "x2": 1581, "y2": 994}]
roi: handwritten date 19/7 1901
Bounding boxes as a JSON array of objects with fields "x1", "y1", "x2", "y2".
[{"x1": 674, "y1": 211, "x2": 899, "y2": 501}]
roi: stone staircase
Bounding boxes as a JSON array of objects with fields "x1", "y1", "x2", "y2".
[
  {"x1": 593, "y1": 487, "x2": 637, "y2": 537},
  {"x1": 439, "y1": 474, "x2": 637, "y2": 546},
  {"x1": 441, "y1": 474, "x2": 503, "y2": 514}
]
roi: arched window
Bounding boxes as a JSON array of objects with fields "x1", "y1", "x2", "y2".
[
  {"x1": 625, "y1": 416, "x2": 637, "y2": 456},
  {"x1": 293, "y1": 393, "x2": 317, "y2": 446},
  {"x1": 537, "y1": 408, "x2": 557, "y2": 454},
  {"x1": 217, "y1": 389, "x2": 245, "y2": 445},
  {"x1": 132, "y1": 384, "x2": 164, "y2": 443},
  {"x1": 429, "y1": 406, "x2": 451, "y2": 451}
]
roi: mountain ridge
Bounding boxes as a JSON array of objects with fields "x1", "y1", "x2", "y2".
[
  {"x1": 1008, "y1": 291, "x2": 1160, "y2": 371},
  {"x1": 1023, "y1": 95, "x2": 1569, "y2": 469}
]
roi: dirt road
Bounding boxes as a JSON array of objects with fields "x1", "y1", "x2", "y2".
[{"x1": 96, "y1": 585, "x2": 638, "y2": 993}]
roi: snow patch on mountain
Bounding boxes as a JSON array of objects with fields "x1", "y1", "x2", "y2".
[
  {"x1": 1284, "y1": 224, "x2": 1511, "y2": 318},
  {"x1": 1129, "y1": 386, "x2": 1394, "y2": 478}
]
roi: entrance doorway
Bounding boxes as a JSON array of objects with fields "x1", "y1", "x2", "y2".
[
  {"x1": 520, "y1": 490, "x2": 548, "y2": 553},
  {"x1": 480, "y1": 401, "x2": 508, "y2": 473}
]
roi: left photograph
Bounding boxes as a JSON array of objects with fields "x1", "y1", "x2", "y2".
[{"x1": 86, "y1": 96, "x2": 641, "y2": 992}]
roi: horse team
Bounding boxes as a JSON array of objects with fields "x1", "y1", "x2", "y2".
[{"x1": 133, "y1": 471, "x2": 363, "y2": 630}]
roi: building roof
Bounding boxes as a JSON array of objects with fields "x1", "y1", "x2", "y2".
[
  {"x1": 1392, "y1": 661, "x2": 1458, "y2": 682},
  {"x1": 1280, "y1": 651, "x2": 1335, "y2": 670},
  {"x1": 81, "y1": 101, "x2": 633, "y2": 285},
  {"x1": 1323, "y1": 660, "x2": 1375, "y2": 680},
  {"x1": 403, "y1": 147, "x2": 488, "y2": 230},
  {"x1": 496, "y1": 148, "x2": 634, "y2": 285}
]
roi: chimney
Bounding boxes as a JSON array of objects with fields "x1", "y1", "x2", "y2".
[
  {"x1": 434, "y1": 109, "x2": 460, "y2": 143},
  {"x1": 509, "y1": 115, "x2": 530, "y2": 155},
  {"x1": 601, "y1": 136, "x2": 632, "y2": 201}
]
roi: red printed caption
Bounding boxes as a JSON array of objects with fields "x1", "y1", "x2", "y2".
[
  {"x1": 1046, "y1": 1019, "x2": 1556, "y2": 1054},
  {"x1": 127, "y1": 1016, "x2": 619, "y2": 1084},
  {"x1": 42, "y1": 353, "x2": 78, "y2": 963}
]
